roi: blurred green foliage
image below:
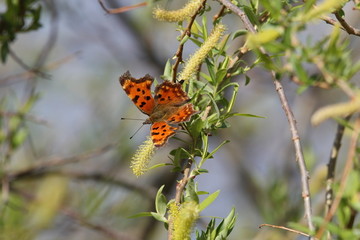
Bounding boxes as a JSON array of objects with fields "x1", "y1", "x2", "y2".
[{"x1": 0, "y1": 0, "x2": 42, "y2": 62}]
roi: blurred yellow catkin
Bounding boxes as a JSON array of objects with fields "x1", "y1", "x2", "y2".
[
  {"x1": 28, "y1": 175, "x2": 68, "y2": 230},
  {"x1": 130, "y1": 137, "x2": 155, "y2": 176},
  {"x1": 169, "y1": 201, "x2": 199, "y2": 240},
  {"x1": 153, "y1": 0, "x2": 203, "y2": 22},
  {"x1": 179, "y1": 24, "x2": 226, "y2": 81}
]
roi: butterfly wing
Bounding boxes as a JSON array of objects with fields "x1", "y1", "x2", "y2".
[
  {"x1": 167, "y1": 103, "x2": 198, "y2": 124},
  {"x1": 119, "y1": 71, "x2": 155, "y2": 115},
  {"x1": 154, "y1": 81, "x2": 190, "y2": 106},
  {"x1": 151, "y1": 121, "x2": 178, "y2": 147}
]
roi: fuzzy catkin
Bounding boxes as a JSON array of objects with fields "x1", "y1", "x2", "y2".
[
  {"x1": 130, "y1": 137, "x2": 155, "y2": 176},
  {"x1": 169, "y1": 201, "x2": 200, "y2": 240},
  {"x1": 153, "y1": 0, "x2": 203, "y2": 22},
  {"x1": 179, "y1": 24, "x2": 226, "y2": 81}
]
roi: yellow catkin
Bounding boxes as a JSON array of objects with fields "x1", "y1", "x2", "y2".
[
  {"x1": 153, "y1": 0, "x2": 203, "y2": 22},
  {"x1": 311, "y1": 96, "x2": 360, "y2": 125},
  {"x1": 130, "y1": 137, "x2": 155, "y2": 176},
  {"x1": 170, "y1": 201, "x2": 200, "y2": 240},
  {"x1": 179, "y1": 24, "x2": 226, "y2": 81}
]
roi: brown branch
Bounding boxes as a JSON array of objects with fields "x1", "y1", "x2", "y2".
[
  {"x1": 8, "y1": 48, "x2": 49, "y2": 79},
  {"x1": 98, "y1": 0, "x2": 147, "y2": 14},
  {"x1": 213, "y1": 5, "x2": 226, "y2": 23},
  {"x1": 334, "y1": 11, "x2": 360, "y2": 36},
  {"x1": 325, "y1": 115, "x2": 351, "y2": 213},
  {"x1": 63, "y1": 208, "x2": 136, "y2": 240},
  {"x1": 7, "y1": 143, "x2": 115, "y2": 180},
  {"x1": 0, "y1": 51, "x2": 80, "y2": 87},
  {"x1": 168, "y1": 158, "x2": 193, "y2": 240},
  {"x1": 259, "y1": 223, "x2": 310, "y2": 237},
  {"x1": 324, "y1": 115, "x2": 351, "y2": 240},
  {"x1": 216, "y1": 0, "x2": 315, "y2": 235},
  {"x1": 316, "y1": 115, "x2": 360, "y2": 239},
  {"x1": 31, "y1": 170, "x2": 157, "y2": 201},
  {"x1": 172, "y1": 0, "x2": 207, "y2": 82}
]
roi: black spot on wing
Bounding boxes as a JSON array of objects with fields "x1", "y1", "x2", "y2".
[{"x1": 132, "y1": 95, "x2": 140, "y2": 103}]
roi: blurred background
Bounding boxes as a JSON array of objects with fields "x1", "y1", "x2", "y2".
[{"x1": 1, "y1": 0, "x2": 359, "y2": 239}]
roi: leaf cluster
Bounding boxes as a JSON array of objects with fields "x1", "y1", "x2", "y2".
[{"x1": 0, "y1": 0, "x2": 42, "y2": 62}]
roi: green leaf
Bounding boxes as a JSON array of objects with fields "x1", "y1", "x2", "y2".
[
  {"x1": 298, "y1": 0, "x2": 347, "y2": 22},
  {"x1": 185, "y1": 179, "x2": 199, "y2": 203},
  {"x1": 245, "y1": 75, "x2": 251, "y2": 85},
  {"x1": 11, "y1": 128, "x2": 28, "y2": 148},
  {"x1": 150, "y1": 212, "x2": 168, "y2": 223},
  {"x1": 217, "y1": 208, "x2": 236, "y2": 237},
  {"x1": 206, "y1": 140, "x2": 229, "y2": 160},
  {"x1": 199, "y1": 190, "x2": 220, "y2": 211},
  {"x1": 128, "y1": 212, "x2": 153, "y2": 218},
  {"x1": 155, "y1": 185, "x2": 167, "y2": 216},
  {"x1": 148, "y1": 163, "x2": 171, "y2": 170},
  {"x1": 232, "y1": 29, "x2": 248, "y2": 40},
  {"x1": 229, "y1": 113, "x2": 265, "y2": 118},
  {"x1": 180, "y1": 34, "x2": 190, "y2": 45},
  {"x1": 246, "y1": 27, "x2": 283, "y2": 49},
  {"x1": 243, "y1": 5, "x2": 260, "y2": 27},
  {"x1": 162, "y1": 59, "x2": 172, "y2": 80}
]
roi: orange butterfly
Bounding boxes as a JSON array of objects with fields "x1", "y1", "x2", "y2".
[{"x1": 119, "y1": 71, "x2": 197, "y2": 147}]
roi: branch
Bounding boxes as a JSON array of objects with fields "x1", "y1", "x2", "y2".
[
  {"x1": 259, "y1": 223, "x2": 310, "y2": 237},
  {"x1": 325, "y1": 115, "x2": 351, "y2": 218},
  {"x1": 63, "y1": 208, "x2": 136, "y2": 240},
  {"x1": 216, "y1": 0, "x2": 315, "y2": 235},
  {"x1": 172, "y1": 0, "x2": 207, "y2": 82},
  {"x1": 334, "y1": 11, "x2": 360, "y2": 36},
  {"x1": 167, "y1": 158, "x2": 193, "y2": 240},
  {"x1": 98, "y1": 0, "x2": 147, "y2": 14},
  {"x1": 8, "y1": 48, "x2": 49, "y2": 79},
  {"x1": 316, "y1": 115, "x2": 360, "y2": 239},
  {"x1": 7, "y1": 143, "x2": 115, "y2": 180},
  {"x1": 43, "y1": 170, "x2": 156, "y2": 201},
  {"x1": 0, "y1": 51, "x2": 80, "y2": 87}
]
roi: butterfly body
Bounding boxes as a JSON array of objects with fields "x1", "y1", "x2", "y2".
[{"x1": 120, "y1": 71, "x2": 197, "y2": 147}]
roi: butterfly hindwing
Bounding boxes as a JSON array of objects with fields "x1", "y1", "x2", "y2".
[
  {"x1": 119, "y1": 71, "x2": 155, "y2": 115},
  {"x1": 151, "y1": 121, "x2": 178, "y2": 147},
  {"x1": 154, "y1": 81, "x2": 190, "y2": 106}
]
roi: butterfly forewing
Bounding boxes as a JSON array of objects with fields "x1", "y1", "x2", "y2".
[
  {"x1": 119, "y1": 71, "x2": 155, "y2": 115},
  {"x1": 154, "y1": 81, "x2": 190, "y2": 106}
]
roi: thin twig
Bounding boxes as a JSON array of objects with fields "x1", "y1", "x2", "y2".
[
  {"x1": 0, "y1": 112, "x2": 50, "y2": 126},
  {"x1": 0, "y1": 51, "x2": 80, "y2": 86},
  {"x1": 259, "y1": 223, "x2": 310, "y2": 237},
  {"x1": 325, "y1": 115, "x2": 351, "y2": 217},
  {"x1": 213, "y1": 5, "x2": 226, "y2": 23},
  {"x1": 172, "y1": 0, "x2": 207, "y2": 82},
  {"x1": 63, "y1": 208, "x2": 135, "y2": 240},
  {"x1": 7, "y1": 143, "x2": 116, "y2": 180},
  {"x1": 8, "y1": 48, "x2": 49, "y2": 79},
  {"x1": 216, "y1": 0, "x2": 315, "y2": 235},
  {"x1": 23, "y1": 170, "x2": 157, "y2": 201},
  {"x1": 98, "y1": 0, "x2": 147, "y2": 14},
  {"x1": 316, "y1": 115, "x2": 360, "y2": 239},
  {"x1": 168, "y1": 158, "x2": 193, "y2": 240}
]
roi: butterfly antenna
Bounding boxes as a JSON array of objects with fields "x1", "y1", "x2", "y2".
[
  {"x1": 121, "y1": 117, "x2": 144, "y2": 121},
  {"x1": 129, "y1": 124, "x2": 145, "y2": 139}
]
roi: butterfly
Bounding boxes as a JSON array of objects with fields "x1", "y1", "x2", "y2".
[{"x1": 119, "y1": 71, "x2": 197, "y2": 147}]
